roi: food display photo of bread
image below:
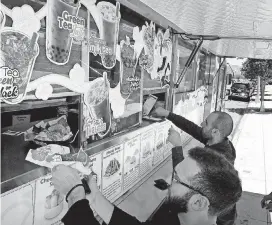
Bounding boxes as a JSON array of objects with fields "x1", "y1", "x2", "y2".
[
  {"x1": 104, "y1": 158, "x2": 120, "y2": 177},
  {"x1": 156, "y1": 133, "x2": 164, "y2": 150},
  {"x1": 142, "y1": 142, "x2": 152, "y2": 158},
  {"x1": 44, "y1": 189, "x2": 64, "y2": 220},
  {"x1": 125, "y1": 155, "x2": 137, "y2": 165},
  {"x1": 130, "y1": 156, "x2": 136, "y2": 165}
]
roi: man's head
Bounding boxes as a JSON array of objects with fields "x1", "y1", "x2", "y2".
[
  {"x1": 166, "y1": 147, "x2": 242, "y2": 224},
  {"x1": 201, "y1": 112, "x2": 233, "y2": 141}
]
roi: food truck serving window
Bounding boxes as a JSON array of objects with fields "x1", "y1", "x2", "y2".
[
  {"x1": 175, "y1": 45, "x2": 196, "y2": 92},
  {"x1": 196, "y1": 53, "x2": 208, "y2": 89}
]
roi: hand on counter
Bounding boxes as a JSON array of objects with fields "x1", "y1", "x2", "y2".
[
  {"x1": 151, "y1": 107, "x2": 170, "y2": 118},
  {"x1": 167, "y1": 127, "x2": 182, "y2": 147},
  {"x1": 52, "y1": 165, "x2": 85, "y2": 208}
]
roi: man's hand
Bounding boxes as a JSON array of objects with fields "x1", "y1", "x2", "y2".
[
  {"x1": 86, "y1": 174, "x2": 115, "y2": 224},
  {"x1": 151, "y1": 107, "x2": 170, "y2": 118},
  {"x1": 52, "y1": 165, "x2": 85, "y2": 207},
  {"x1": 261, "y1": 192, "x2": 272, "y2": 211},
  {"x1": 167, "y1": 127, "x2": 182, "y2": 147},
  {"x1": 86, "y1": 174, "x2": 100, "y2": 203}
]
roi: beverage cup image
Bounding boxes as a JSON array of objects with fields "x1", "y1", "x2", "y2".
[
  {"x1": 46, "y1": 0, "x2": 80, "y2": 65},
  {"x1": 1, "y1": 29, "x2": 39, "y2": 104},
  {"x1": 84, "y1": 73, "x2": 111, "y2": 138},
  {"x1": 120, "y1": 39, "x2": 139, "y2": 96},
  {"x1": 97, "y1": 1, "x2": 120, "y2": 69}
]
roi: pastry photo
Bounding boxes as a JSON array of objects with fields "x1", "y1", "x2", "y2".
[{"x1": 104, "y1": 158, "x2": 120, "y2": 177}]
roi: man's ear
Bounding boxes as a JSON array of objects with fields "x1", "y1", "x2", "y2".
[
  {"x1": 188, "y1": 194, "x2": 210, "y2": 212},
  {"x1": 211, "y1": 128, "x2": 220, "y2": 137}
]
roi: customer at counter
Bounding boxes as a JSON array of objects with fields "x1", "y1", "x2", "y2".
[
  {"x1": 152, "y1": 107, "x2": 237, "y2": 225},
  {"x1": 152, "y1": 107, "x2": 236, "y2": 164},
  {"x1": 52, "y1": 147, "x2": 242, "y2": 225}
]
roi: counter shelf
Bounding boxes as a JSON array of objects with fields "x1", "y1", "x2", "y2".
[{"x1": 1, "y1": 119, "x2": 158, "y2": 194}]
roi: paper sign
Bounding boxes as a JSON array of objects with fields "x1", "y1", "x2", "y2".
[
  {"x1": 153, "y1": 126, "x2": 165, "y2": 166},
  {"x1": 102, "y1": 144, "x2": 124, "y2": 202},
  {"x1": 1, "y1": 183, "x2": 35, "y2": 225},
  {"x1": 123, "y1": 135, "x2": 141, "y2": 192},
  {"x1": 12, "y1": 115, "x2": 31, "y2": 126},
  {"x1": 161, "y1": 121, "x2": 173, "y2": 158},
  {"x1": 140, "y1": 129, "x2": 155, "y2": 177},
  {"x1": 34, "y1": 174, "x2": 67, "y2": 225}
]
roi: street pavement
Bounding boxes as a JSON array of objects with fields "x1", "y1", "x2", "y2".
[{"x1": 232, "y1": 85, "x2": 272, "y2": 225}]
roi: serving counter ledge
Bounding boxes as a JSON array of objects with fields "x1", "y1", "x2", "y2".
[{"x1": 1, "y1": 120, "x2": 157, "y2": 194}]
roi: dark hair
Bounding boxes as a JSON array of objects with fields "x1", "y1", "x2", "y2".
[{"x1": 188, "y1": 147, "x2": 242, "y2": 216}]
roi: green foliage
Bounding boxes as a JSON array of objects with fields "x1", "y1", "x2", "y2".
[{"x1": 241, "y1": 59, "x2": 272, "y2": 81}]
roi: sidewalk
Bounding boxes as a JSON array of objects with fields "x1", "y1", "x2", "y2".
[
  {"x1": 232, "y1": 112, "x2": 272, "y2": 194},
  {"x1": 232, "y1": 85, "x2": 272, "y2": 225}
]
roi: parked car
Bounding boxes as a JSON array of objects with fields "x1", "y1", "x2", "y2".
[{"x1": 229, "y1": 83, "x2": 253, "y2": 102}]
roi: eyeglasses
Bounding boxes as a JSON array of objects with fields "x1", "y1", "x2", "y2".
[{"x1": 172, "y1": 171, "x2": 208, "y2": 199}]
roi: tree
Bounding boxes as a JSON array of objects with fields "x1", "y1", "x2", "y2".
[{"x1": 241, "y1": 59, "x2": 272, "y2": 112}]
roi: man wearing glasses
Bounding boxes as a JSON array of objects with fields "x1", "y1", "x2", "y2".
[
  {"x1": 152, "y1": 107, "x2": 237, "y2": 225},
  {"x1": 52, "y1": 147, "x2": 242, "y2": 225}
]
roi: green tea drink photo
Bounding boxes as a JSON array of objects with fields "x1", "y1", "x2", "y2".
[
  {"x1": 97, "y1": 1, "x2": 120, "y2": 69},
  {"x1": 1, "y1": 29, "x2": 39, "y2": 104},
  {"x1": 46, "y1": 0, "x2": 80, "y2": 65}
]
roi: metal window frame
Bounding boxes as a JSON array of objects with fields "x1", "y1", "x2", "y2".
[
  {"x1": 214, "y1": 58, "x2": 226, "y2": 111},
  {"x1": 175, "y1": 37, "x2": 204, "y2": 88}
]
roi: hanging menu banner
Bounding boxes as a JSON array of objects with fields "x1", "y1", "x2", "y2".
[
  {"x1": 102, "y1": 144, "x2": 124, "y2": 202},
  {"x1": 46, "y1": 0, "x2": 85, "y2": 65},
  {"x1": 123, "y1": 135, "x2": 141, "y2": 192},
  {"x1": 140, "y1": 128, "x2": 155, "y2": 177},
  {"x1": 1, "y1": 30, "x2": 39, "y2": 104},
  {"x1": 153, "y1": 126, "x2": 165, "y2": 166},
  {"x1": 83, "y1": 74, "x2": 111, "y2": 140},
  {"x1": 88, "y1": 1, "x2": 121, "y2": 69},
  {"x1": 34, "y1": 174, "x2": 67, "y2": 225},
  {"x1": 1, "y1": 183, "x2": 35, "y2": 225}
]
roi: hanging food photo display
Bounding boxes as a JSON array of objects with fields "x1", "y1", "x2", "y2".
[
  {"x1": 139, "y1": 22, "x2": 173, "y2": 88},
  {"x1": 84, "y1": 1, "x2": 145, "y2": 142}
]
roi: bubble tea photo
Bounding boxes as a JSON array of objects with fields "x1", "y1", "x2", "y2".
[
  {"x1": 46, "y1": 0, "x2": 80, "y2": 65},
  {"x1": 84, "y1": 73, "x2": 111, "y2": 138},
  {"x1": 1, "y1": 30, "x2": 39, "y2": 104},
  {"x1": 97, "y1": 2, "x2": 120, "y2": 69}
]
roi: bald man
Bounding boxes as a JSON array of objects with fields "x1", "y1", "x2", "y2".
[
  {"x1": 152, "y1": 107, "x2": 236, "y2": 164},
  {"x1": 152, "y1": 107, "x2": 237, "y2": 225}
]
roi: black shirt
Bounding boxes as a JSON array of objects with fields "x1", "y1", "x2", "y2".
[
  {"x1": 62, "y1": 199, "x2": 180, "y2": 225},
  {"x1": 167, "y1": 112, "x2": 236, "y2": 165}
]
